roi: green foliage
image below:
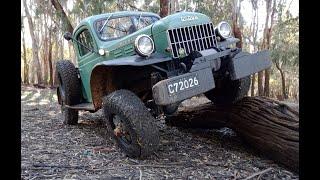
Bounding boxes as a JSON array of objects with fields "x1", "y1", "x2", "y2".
[
  {"x1": 271, "y1": 13, "x2": 299, "y2": 67},
  {"x1": 194, "y1": 0, "x2": 234, "y2": 24},
  {"x1": 21, "y1": 0, "x2": 299, "y2": 101}
]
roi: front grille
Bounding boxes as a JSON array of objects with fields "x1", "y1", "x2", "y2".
[{"x1": 167, "y1": 22, "x2": 218, "y2": 58}]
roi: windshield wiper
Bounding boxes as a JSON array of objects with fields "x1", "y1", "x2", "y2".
[
  {"x1": 136, "y1": 12, "x2": 143, "y2": 30},
  {"x1": 99, "y1": 13, "x2": 113, "y2": 33}
]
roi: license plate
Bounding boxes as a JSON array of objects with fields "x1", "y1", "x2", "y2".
[{"x1": 167, "y1": 74, "x2": 200, "y2": 95}]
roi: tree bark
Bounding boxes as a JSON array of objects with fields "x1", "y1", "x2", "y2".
[
  {"x1": 275, "y1": 62, "x2": 287, "y2": 99},
  {"x1": 51, "y1": 0, "x2": 74, "y2": 33},
  {"x1": 263, "y1": 0, "x2": 276, "y2": 97},
  {"x1": 258, "y1": 71, "x2": 264, "y2": 95},
  {"x1": 23, "y1": 0, "x2": 43, "y2": 85},
  {"x1": 43, "y1": 12, "x2": 49, "y2": 85},
  {"x1": 160, "y1": 0, "x2": 169, "y2": 18},
  {"x1": 59, "y1": 38, "x2": 64, "y2": 59},
  {"x1": 251, "y1": 74, "x2": 255, "y2": 96},
  {"x1": 22, "y1": 25, "x2": 29, "y2": 85},
  {"x1": 53, "y1": 33, "x2": 59, "y2": 86},
  {"x1": 232, "y1": 0, "x2": 242, "y2": 48},
  {"x1": 47, "y1": 0, "x2": 54, "y2": 87},
  {"x1": 48, "y1": 42, "x2": 53, "y2": 87},
  {"x1": 167, "y1": 96, "x2": 299, "y2": 172}
]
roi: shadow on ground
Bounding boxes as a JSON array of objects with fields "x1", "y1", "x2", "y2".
[{"x1": 21, "y1": 86, "x2": 298, "y2": 179}]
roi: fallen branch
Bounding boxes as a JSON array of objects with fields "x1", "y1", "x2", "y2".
[
  {"x1": 167, "y1": 96, "x2": 299, "y2": 172},
  {"x1": 243, "y1": 167, "x2": 273, "y2": 180}
]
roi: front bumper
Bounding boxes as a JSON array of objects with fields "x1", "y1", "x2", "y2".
[{"x1": 152, "y1": 48, "x2": 271, "y2": 106}]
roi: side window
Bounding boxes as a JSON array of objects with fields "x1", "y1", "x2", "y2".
[
  {"x1": 77, "y1": 29, "x2": 95, "y2": 56},
  {"x1": 134, "y1": 16, "x2": 159, "y2": 30},
  {"x1": 96, "y1": 16, "x2": 135, "y2": 41}
]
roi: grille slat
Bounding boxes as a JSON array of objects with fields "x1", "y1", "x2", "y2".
[
  {"x1": 205, "y1": 24, "x2": 212, "y2": 48},
  {"x1": 167, "y1": 23, "x2": 217, "y2": 58}
]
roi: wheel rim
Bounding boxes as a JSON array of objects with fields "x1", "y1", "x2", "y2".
[{"x1": 111, "y1": 115, "x2": 132, "y2": 145}]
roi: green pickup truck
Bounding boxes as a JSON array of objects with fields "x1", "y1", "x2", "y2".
[{"x1": 56, "y1": 10, "x2": 271, "y2": 158}]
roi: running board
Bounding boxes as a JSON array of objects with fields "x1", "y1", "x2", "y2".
[{"x1": 65, "y1": 103, "x2": 95, "y2": 111}]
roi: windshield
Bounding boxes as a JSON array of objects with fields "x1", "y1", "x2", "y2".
[{"x1": 95, "y1": 15, "x2": 159, "y2": 41}]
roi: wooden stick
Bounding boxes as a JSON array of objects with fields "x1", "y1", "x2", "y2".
[{"x1": 243, "y1": 167, "x2": 273, "y2": 180}]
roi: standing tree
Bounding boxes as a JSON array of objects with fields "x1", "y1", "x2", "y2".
[
  {"x1": 250, "y1": 0, "x2": 259, "y2": 96},
  {"x1": 51, "y1": 0, "x2": 74, "y2": 33},
  {"x1": 21, "y1": 16, "x2": 29, "y2": 85},
  {"x1": 160, "y1": 0, "x2": 169, "y2": 17},
  {"x1": 23, "y1": 0, "x2": 43, "y2": 85},
  {"x1": 232, "y1": 0, "x2": 243, "y2": 48},
  {"x1": 271, "y1": 5, "x2": 298, "y2": 100},
  {"x1": 263, "y1": 0, "x2": 277, "y2": 97}
]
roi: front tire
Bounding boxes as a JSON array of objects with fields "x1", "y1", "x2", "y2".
[
  {"x1": 56, "y1": 60, "x2": 81, "y2": 125},
  {"x1": 102, "y1": 90, "x2": 160, "y2": 158},
  {"x1": 204, "y1": 76, "x2": 251, "y2": 105}
]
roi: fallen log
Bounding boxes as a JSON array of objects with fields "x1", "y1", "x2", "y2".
[{"x1": 166, "y1": 96, "x2": 299, "y2": 172}]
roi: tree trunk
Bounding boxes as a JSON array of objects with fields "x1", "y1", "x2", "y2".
[
  {"x1": 279, "y1": 69, "x2": 287, "y2": 99},
  {"x1": 22, "y1": 27, "x2": 29, "y2": 85},
  {"x1": 258, "y1": 71, "x2": 264, "y2": 95},
  {"x1": 43, "y1": 13, "x2": 49, "y2": 85},
  {"x1": 251, "y1": 73, "x2": 255, "y2": 96},
  {"x1": 160, "y1": 0, "x2": 169, "y2": 18},
  {"x1": 275, "y1": 62, "x2": 287, "y2": 99},
  {"x1": 232, "y1": 0, "x2": 242, "y2": 48},
  {"x1": 53, "y1": 34, "x2": 59, "y2": 86},
  {"x1": 51, "y1": 0, "x2": 74, "y2": 33},
  {"x1": 48, "y1": 27, "x2": 54, "y2": 87},
  {"x1": 264, "y1": 68, "x2": 270, "y2": 96},
  {"x1": 167, "y1": 96, "x2": 299, "y2": 172},
  {"x1": 263, "y1": 0, "x2": 276, "y2": 97},
  {"x1": 60, "y1": 38, "x2": 64, "y2": 59},
  {"x1": 23, "y1": 0, "x2": 43, "y2": 85},
  {"x1": 48, "y1": 42, "x2": 54, "y2": 87}
]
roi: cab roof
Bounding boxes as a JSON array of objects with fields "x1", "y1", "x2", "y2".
[{"x1": 73, "y1": 11, "x2": 160, "y2": 34}]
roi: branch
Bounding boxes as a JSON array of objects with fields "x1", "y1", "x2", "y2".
[
  {"x1": 243, "y1": 168, "x2": 273, "y2": 180},
  {"x1": 51, "y1": 0, "x2": 73, "y2": 33},
  {"x1": 128, "y1": 3, "x2": 143, "y2": 11}
]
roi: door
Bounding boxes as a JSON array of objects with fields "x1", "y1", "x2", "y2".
[{"x1": 74, "y1": 26, "x2": 100, "y2": 102}]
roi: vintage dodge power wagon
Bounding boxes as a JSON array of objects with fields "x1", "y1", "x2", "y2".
[{"x1": 56, "y1": 11, "x2": 271, "y2": 158}]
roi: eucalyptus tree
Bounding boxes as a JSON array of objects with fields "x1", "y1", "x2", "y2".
[
  {"x1": 271, "y1": 8, "x2": 298, "y2": 99},
  {"x1": 23, "y1": 0, "x2": 43, "y2": 84}
]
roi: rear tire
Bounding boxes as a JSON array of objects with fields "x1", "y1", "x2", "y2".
[
  {"x1": 102, "y1": 89, "x2": 160, "y2": 158},
  {"x1": 204, "y1": 76, "x2": 251, "y2": 105},
  {"x1": 56, "y1": 60, "x2": 81, "y2": 125}
]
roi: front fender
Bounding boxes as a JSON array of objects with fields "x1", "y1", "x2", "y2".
[{"x1": 95, "y1": 52, "x2": 172, "y2": 67}]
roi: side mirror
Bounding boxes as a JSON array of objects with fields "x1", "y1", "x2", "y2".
[{"x1": 63, "y1": 32, "x2": 72, "y2": 41}]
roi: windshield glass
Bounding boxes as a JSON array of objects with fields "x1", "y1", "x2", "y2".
[{"x1": 95, "y1": 15, "x2": 159, "y2": 41}]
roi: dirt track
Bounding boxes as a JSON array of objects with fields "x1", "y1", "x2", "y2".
[{"x1": 21, "y1": 86, "x2": 299, "y2": 179}]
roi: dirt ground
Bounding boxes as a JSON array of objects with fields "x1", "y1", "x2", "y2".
[{"x1": 21, "y1": 86, "x2": 299, "y2": 179}]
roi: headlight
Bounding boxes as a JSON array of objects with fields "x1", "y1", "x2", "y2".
[
  {"x1": 216, "y1": 21, "x2": 232, "y2": 39},
  {"x1": 134, "y1": 34, "x2": 154, "y2": 57}
]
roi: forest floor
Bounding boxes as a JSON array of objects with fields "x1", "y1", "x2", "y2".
[{"x1": 21, "y1": 85, "x2": 299, "y2": 180}]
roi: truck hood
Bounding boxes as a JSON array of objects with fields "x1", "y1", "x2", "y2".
[{"x1": 152, "y1": 12, "x2": 212, "y2": 35}]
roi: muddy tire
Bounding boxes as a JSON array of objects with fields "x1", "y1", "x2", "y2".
[
  {"x1": 204, "y1": 76, "x2": 251, "y2": 105},
  {"x1": 56, "y1": 60, "x2": 81, "y2": 125},
  {"x1": 102, "y1": 89, "x2": 160, "y2": 158}
]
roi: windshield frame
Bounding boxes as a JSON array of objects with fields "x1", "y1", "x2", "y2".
[{"x1": 93, "y1": 15, "x2": 160, "y2": 42}]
